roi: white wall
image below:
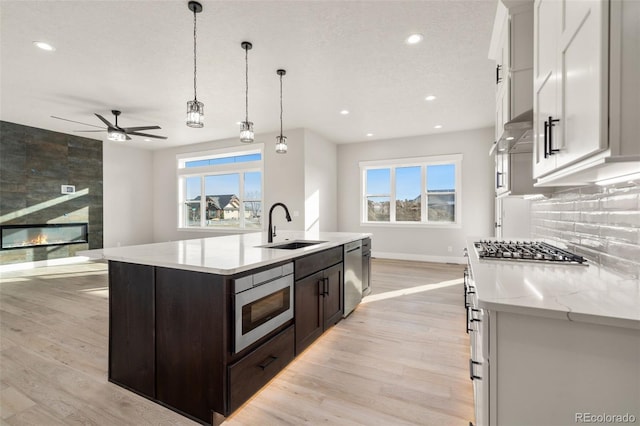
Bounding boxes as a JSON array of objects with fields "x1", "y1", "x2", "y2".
[
  {"x1": 304, "y1": 129, "x2": 338, "y2": 232},
  {"x1": 103, "y1": 142, "x2": 154, "y2": 248},
  {"x1": 337, "y1": 127, "x2": 495, "y2": 262},
  {"x1": 151, "y1": 129, "x2": 306, "y2": 243}
]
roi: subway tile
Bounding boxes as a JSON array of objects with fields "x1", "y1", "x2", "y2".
[
  {"x1": 599, "y1": 253, "x2": 640, "y2": 279},
  {"x1": 607, "y1": 211, "x2": 640, "y2": 227},
  {"x1": 606, "y1": 241, "x2": 640, "y2": 262},
  {"x1": 600, "y1": 226, "x2": 640, "y2": 245},
  {"x1": 600, "y1": 193, "x2": 639, "y2": 211},
  {"x1": 575, "y1": 223, "x2": 600, "y2": 236},
  {"x1": 580, "y1": 211, "x2": 609, "y2": 224}
]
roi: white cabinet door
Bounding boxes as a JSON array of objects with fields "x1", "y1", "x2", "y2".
[
  {"x1": 533, "y1": 0, "x2": 561, "y2": 178},
  {"x1": 534, "y1": 0, "x2": 609, "y2": 179},
  {"x1": 556, "y1": 0, "x2": 608, "y2": 168}
]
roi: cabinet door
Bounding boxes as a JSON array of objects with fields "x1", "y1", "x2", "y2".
[
  {"x1": 533, "y1": 0, "x2": 561, "y2": 178},
  {"x1": 108, "y1": 262, "x2": 155, "y2": 397},
  {"x1": 155, "y1": 267, "x2": 226, "y2": 422},
  {"x1": 323, "y1": 262, "x2": 344, "y2": 330},
  {"x1": 496, "y1": 17, "x2": 510, "y2": 93},
  {"x1": 556, "y1": 0, "x2": 608, "y2": 168},
  {"x1": 294, "y1": 271, "x2": 324, "y2": 354}
]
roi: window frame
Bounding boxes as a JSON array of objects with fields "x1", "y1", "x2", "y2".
[
  {"x1": 359, "y1": 154, "x2": 462, "y2": 228},
  {"x1": 177, "y1": 145, "x2": 264, "y2": 232}
]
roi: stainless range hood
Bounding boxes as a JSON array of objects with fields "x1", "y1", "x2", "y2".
[{"x1": 490, "y1": 108, "x2": 534, "y2": 155}]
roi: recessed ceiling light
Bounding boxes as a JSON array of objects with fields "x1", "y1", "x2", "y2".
[
  {"x1": 505, "y1": 136, "x2": 515, "y2": 141},
  {"x1": 33, "y1": 41, "x2": 55, "y2": 51},
  {"x1": 340, "y1": 110, "x2": 349, "y2": 115},
  {"x1": 405, "y1": 33, "x2": 424, "y2": 45},
  {"x1": 425, "y1": 95, "x2": 437, "y2": 101},
  {"x1": 144, "y1": 138, "x2": 151, "y2": 142},
  {"x1": 366, "y1": 133, "x2": 373, "y2": 137},
  {"x1": 434, "y1": 125, "x2": 443, "y2": 129}
]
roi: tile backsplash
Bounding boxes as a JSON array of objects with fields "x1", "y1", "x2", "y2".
[{"x1": 530, "y1": 180, "x2": 640, "y2": 279}]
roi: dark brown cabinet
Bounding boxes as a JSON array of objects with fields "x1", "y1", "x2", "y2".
[
  {"x1": 108, "y1": 243, "x2": 354, "y2": 425},
  {"x1": 155, "y1": 267, "x2": 226, "y2": 422},
  {"x1": 294, "y1": 247, "x2": 344, "y2": 354},
  {"x1": 108, "y1": 261, "x2": 155, "y2": 397}
]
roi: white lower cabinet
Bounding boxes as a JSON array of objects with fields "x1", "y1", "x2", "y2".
[{"x1": 478, "y1": 310, "x2": 640, "y2": 426}]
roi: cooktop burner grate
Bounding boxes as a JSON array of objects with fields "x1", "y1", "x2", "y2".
[{"x1": 474, "y1": 240, "x2": 587, "y2": 264}]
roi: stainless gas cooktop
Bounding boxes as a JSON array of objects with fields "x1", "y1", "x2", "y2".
[{"x1": 474, "y1": 240, "x2": 587, "y2": 264}]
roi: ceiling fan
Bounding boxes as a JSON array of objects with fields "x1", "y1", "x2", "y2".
[{"x1": 51, "y1": 110, "x2": 168, "y2": 141}]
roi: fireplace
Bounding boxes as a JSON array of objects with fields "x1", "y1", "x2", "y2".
[{"x1": 0, "y1": 223, "x2": 88, "y2": 250}]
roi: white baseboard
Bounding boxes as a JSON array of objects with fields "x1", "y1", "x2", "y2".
[
  {"x1": 372, "y1": 251, "x2": 466, "y2": 265},
  {"x1": 0, "y1": 256, "x2": 92, "y2": 273}
]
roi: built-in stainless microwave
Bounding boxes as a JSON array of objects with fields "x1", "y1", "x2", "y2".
[{"x1": 233, "y1": 262, "x2": 294, "y2": 353}]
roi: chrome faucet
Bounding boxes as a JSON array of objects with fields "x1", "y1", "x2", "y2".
[{"x1": 268, "y1": 202, "x2": 292, "y2": 243}]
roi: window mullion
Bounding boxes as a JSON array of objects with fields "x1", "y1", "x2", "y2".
[
  {"x1": 200, "y1": 176, "x2": 206, "y2": 228},
  {"x1": 390, "y1": 166, "x2": 396, "y2": 222},
  {"x1": 239, "y1": 173, "x2": 245, "y2": 228},
  {"x1": 421, "y1": 165, "x2": 427, "y2": 223}
]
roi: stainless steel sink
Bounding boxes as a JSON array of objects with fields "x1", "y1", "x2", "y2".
[{"x1": 259, "y1": 240, "x2": 327, "y2": 250}]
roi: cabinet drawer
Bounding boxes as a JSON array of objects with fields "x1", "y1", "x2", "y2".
[
  {"x1": 227, "y1": 326, "x2": 294, "y2": 413},
  {"x1": 295, "y1": 246, "x2": 343, "y2": 280}
]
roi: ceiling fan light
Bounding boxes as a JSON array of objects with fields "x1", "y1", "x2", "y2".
[
  {"x1": 107, "y1": 129, "x2": 127, "y2": 142},
  {"x1": 186, "y1": 100, "x2": 204, "y2": 128},
  {"x1": 240, "y1": 121, "x2": 254, "y2": 143},
  {"x1": 275, "y1": 135, "x2": 287, "y2": 154}
]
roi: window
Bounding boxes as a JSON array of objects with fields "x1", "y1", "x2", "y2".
[
  {"x1": 360, "y1": 154, "x2": 462, "y2": 226},
  {"x1": 178, "y1": 147, "x2": 263, "y2": 230}
]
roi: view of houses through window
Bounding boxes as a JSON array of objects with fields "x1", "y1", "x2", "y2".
[
  {"x1": 179, "y1": 149, "x2": 263, "y2": 229},
  {"x1": 362, "y1": 154, "x2": 461, "y2": 225}
]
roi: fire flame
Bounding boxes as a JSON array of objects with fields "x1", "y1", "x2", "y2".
[{"x1": 29, "y1": 234, "x2": 48, "y2": 245}]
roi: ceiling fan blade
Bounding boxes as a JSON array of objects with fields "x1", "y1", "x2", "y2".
[
  {"x1": 94, "y1": 113, "x2": 114, "y2": 128},
  {"x1": 51, "y1": 115, "x2": 104, "y2": 129},
  {"x1": 121, "y1": 125, "x2": 161, "y2": 132},
  {"x1": 125, "y1": 134, "x2": 131, "y2": 141},
  {"x1": 126, "y1": 131, "x2": 168, "y2": 140}
]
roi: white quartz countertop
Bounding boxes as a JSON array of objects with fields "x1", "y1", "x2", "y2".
[
  {"x1": 80, "y1": 231, "x2": 371, "y2": 275},
  {"x1": 466, "y1": 239, "x2": 640, "y2": 329}
]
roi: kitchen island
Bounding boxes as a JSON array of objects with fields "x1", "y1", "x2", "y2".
[
  {"x1": 83, "y1": 231, "x2": 371, "y2": 425},
  {"x1": 464, "y1": 239, "x2": 640, "y2": 426}
]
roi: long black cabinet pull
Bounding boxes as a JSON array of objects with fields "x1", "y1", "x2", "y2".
[
  {"x1": 496, "y1": 64, "x2": 502, "y2": 84},
  {"x1": 469, "y1": 359, "x2": 483, "y2": 381},
  {"x1": 548, "y1": 116, "x2": 560, "y2": 155},
  {"x1": 544, "y1": 120, "x2": 550, "y2": 158},
  {"x1": 258, "y1": 355, "x2": 278, "y2": 370},
  {"x1": 466, "y1": 306, "x2": 470, "y2": 333}
]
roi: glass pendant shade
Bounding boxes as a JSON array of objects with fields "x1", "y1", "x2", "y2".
[
  {"x1": 240, "y1": 121, "x2": 254, "y2": 143},
  {"x1": 107, "y1": 129, "x2": 127, "y2": 142},
  {"x1": 186, "y1": 100, "x2": 204, "y2": 128},
  {"x1": 275, "y1": 135, "x2": 287, "y2": 153}
]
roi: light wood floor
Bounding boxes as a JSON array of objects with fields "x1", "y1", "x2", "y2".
[{"x1": 1, "y1": 258, "x2": 472, "y2": 425}]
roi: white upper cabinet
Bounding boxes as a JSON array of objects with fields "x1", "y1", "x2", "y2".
[{"x1": 533, "y1": 0, "x2": 640, "y2": 185}]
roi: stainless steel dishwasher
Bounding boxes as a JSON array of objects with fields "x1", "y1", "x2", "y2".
[{"x1": 343, "y1": 240, "x2": 363, "y2": 317}]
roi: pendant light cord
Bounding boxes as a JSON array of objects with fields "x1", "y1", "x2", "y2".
[
  {"x1": 245, "y1": 46, "x2": 249, "y2": 123},
  {"x1": 279, "y1": 73, "x2": 283, "y2": 137},
  {"x1": 193, "y1": 8, "x2": 198, "y2": 101}
]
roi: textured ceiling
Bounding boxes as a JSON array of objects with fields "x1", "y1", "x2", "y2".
[{"x1": 0, "y1": 0, "x2": 497, "y2": 150}]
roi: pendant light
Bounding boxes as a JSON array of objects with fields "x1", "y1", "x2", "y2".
[
  {"x1": 239, "y1": 41, "x2": 254, "y2": 143},
  {"x1": 275, "y1": 69, "x2": 287, "y2": 154},
  {"x1": 186, "y1": 1, "x2": 204, "y2": 128}
]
